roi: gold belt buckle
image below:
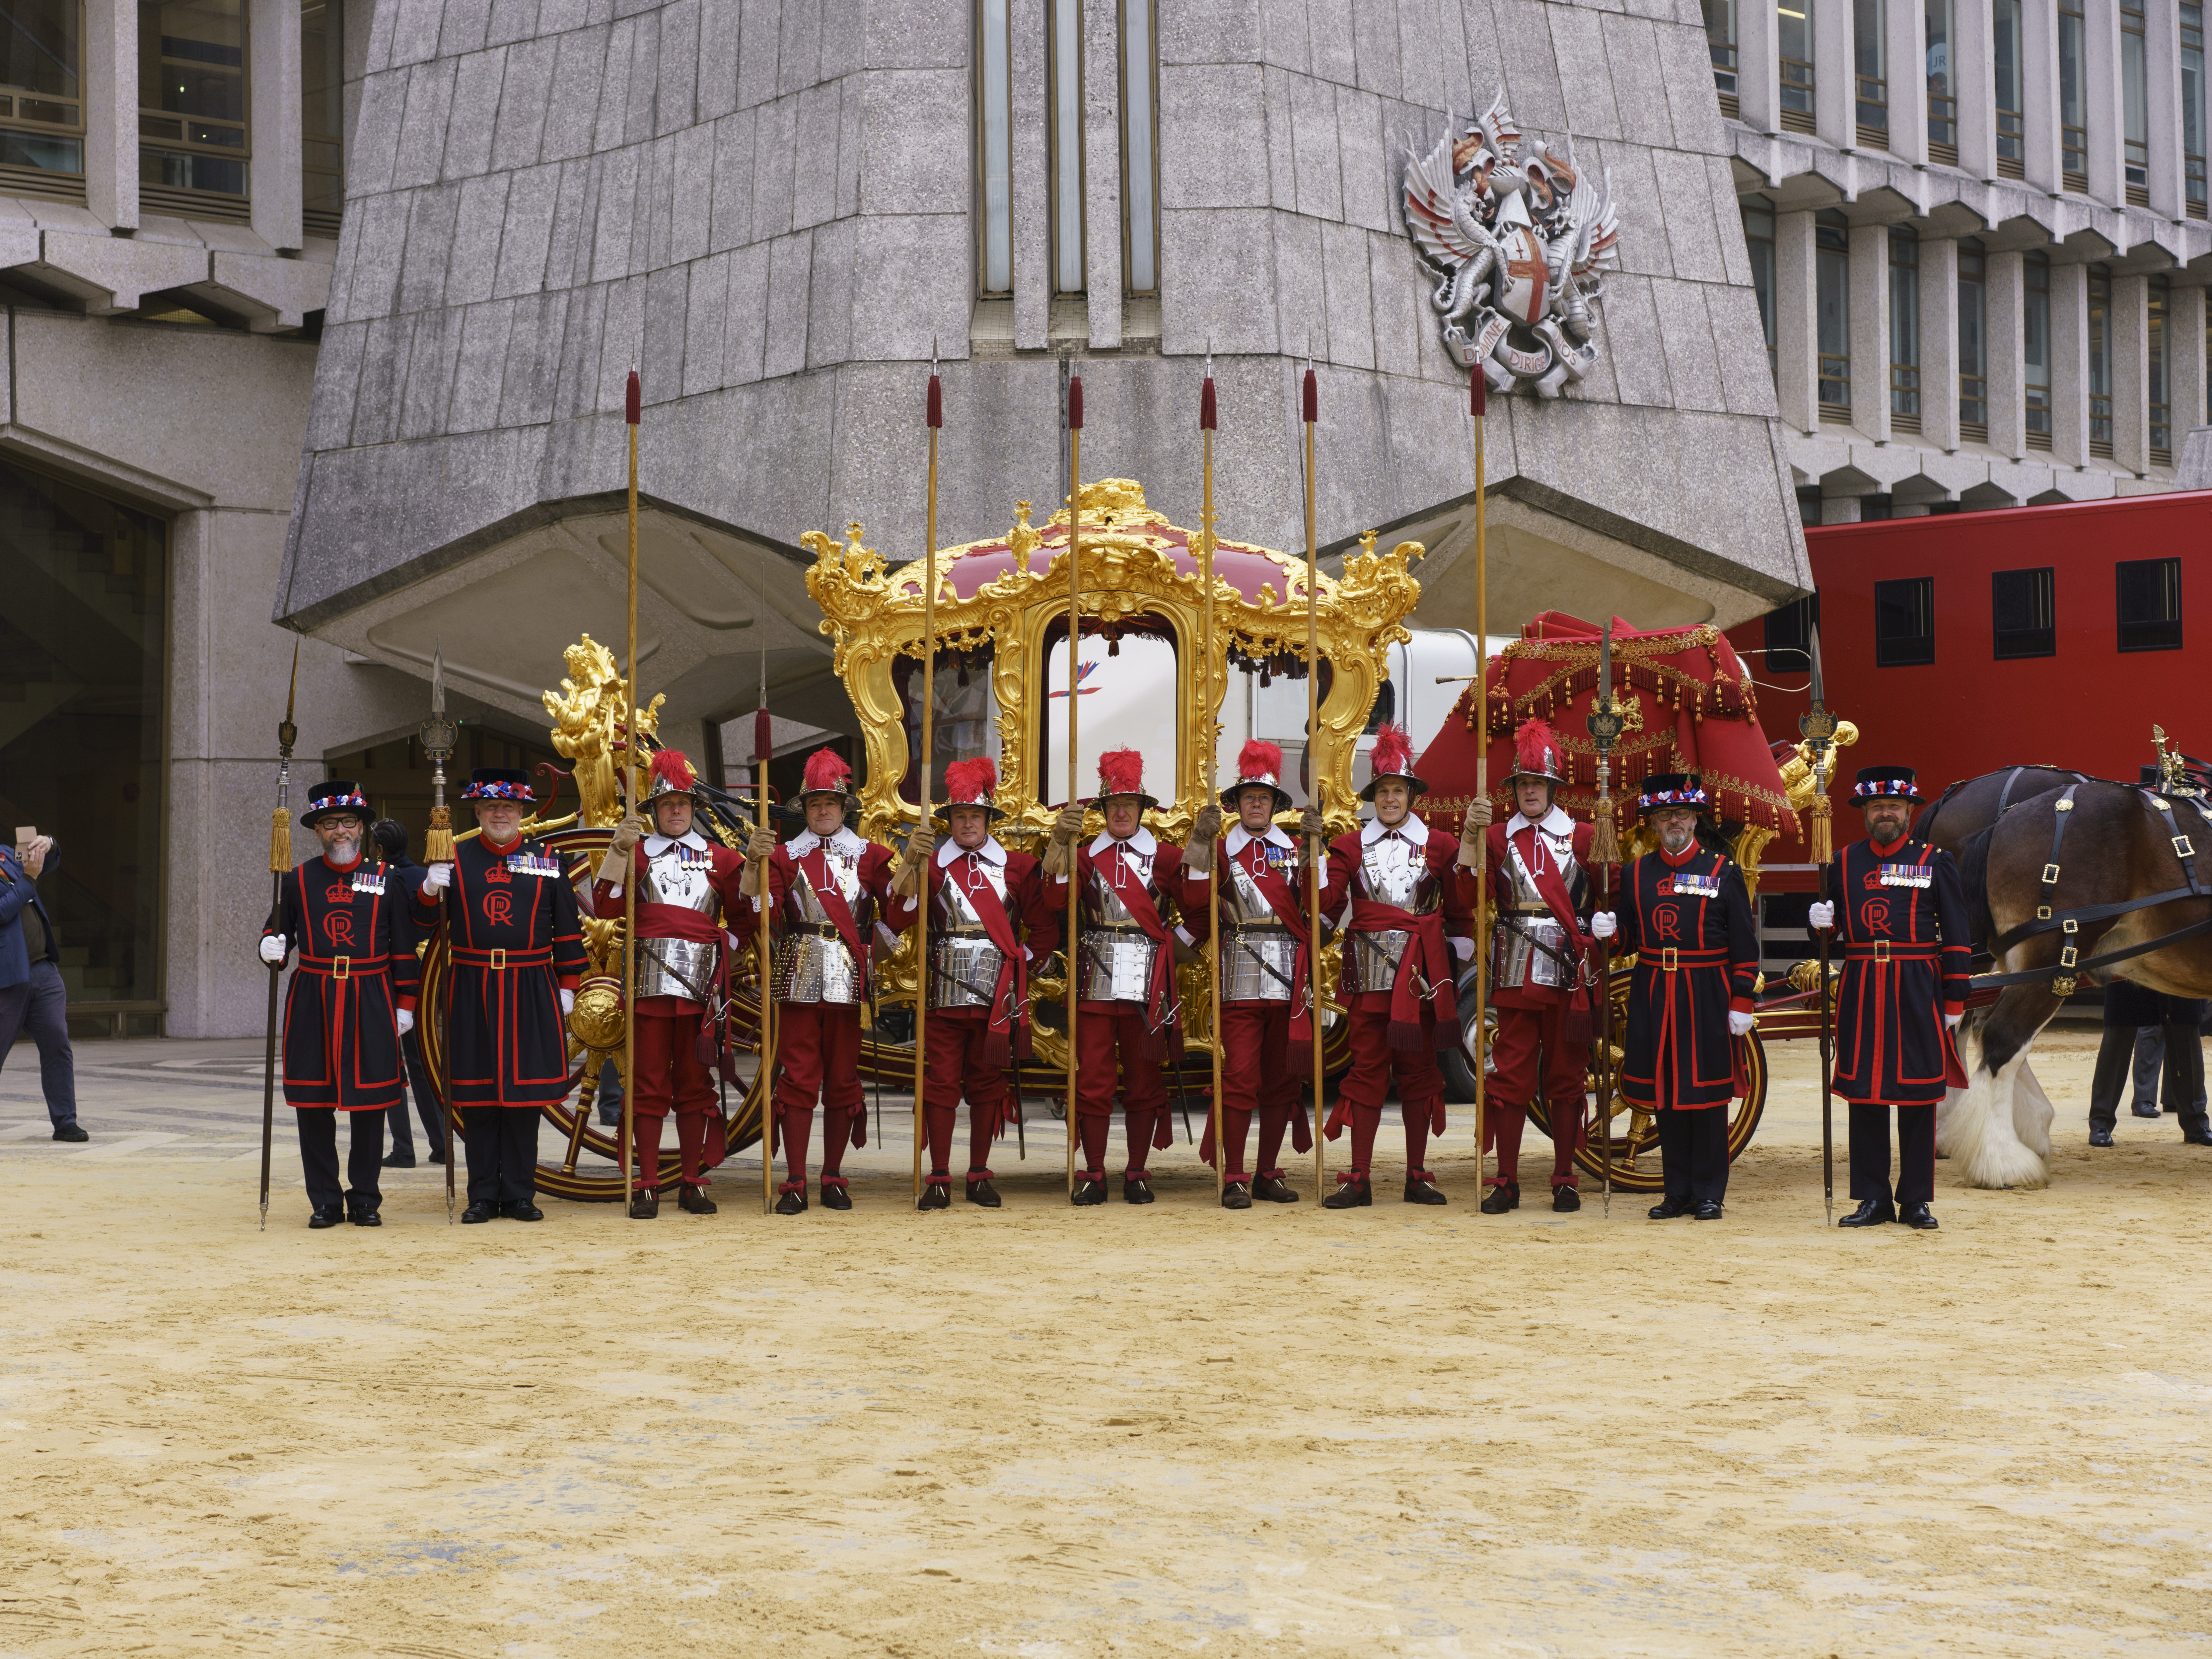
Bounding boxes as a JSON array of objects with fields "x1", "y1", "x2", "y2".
[
  {"x1": 1873, "y1": 939, "x2": 1891, "y2": 963},
  {"x1": 1662, "y1": 947, "x2": 1678, "y2": 972},
  {"x1": 332, "y1": 955, "x2": 350, "y2": 980},
  {"x1": 490, "y1": 948, "x2": 507, "y2": 972}
]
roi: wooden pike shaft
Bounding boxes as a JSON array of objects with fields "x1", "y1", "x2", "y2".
[
  {"x1": 622, "y1": 416, "x2": 639, "y2": 1211},
  {"x1": 1472, "y1": 413, "x2": 1490, "y2": 1195},
  {"x1": 1064, "y1": 430, "x2": 1081, "y2": 1198},
  {"x1": 914, "y1": 425, "x2": 938, "y2": 1202},
  {"x1": 759, "y1": 651, "x2": 776, "y2": 1218},
  {"x1": 1202, "y1": 426, "x2": 1223, "y2": 1201},
  {"x1": 1303, "y1": 405, "x2": 1323, "y2": 1196}
]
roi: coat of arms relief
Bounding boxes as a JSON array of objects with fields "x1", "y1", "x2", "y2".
[{"x1": 1402, "y1": 93, "x2": 1622, "y2": 398}]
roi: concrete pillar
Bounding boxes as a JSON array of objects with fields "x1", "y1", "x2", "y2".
[
  {"x1": 1777, "y1": 209, "x2": 1820, "y2": 431},
  {"x1": 1742, "y1": 0, "x2": 1781, "y2": 133},
  {"x1": 1850, "y1": 221, "x2": 1891, "y2": 436},
  {"x1": 2173, "y1": 283, "x2": 2209, "y2": 438},
  {"x1": 2021, "y1": 0, "x2": 2063, "y2": 193},
  {"x1": 1955, "y1": 0, "x2": 1997, "y2": 182},
  {"x1": 1816, "y1": 0, "x2": 1853, "y2": 147},
  {"x1": 2113, "y1": 271, "x2": 2151, "y2": 472},
  {"x1": 83, "y1": 0, "x2": 135, "y2": 230},
  {"x1": 1082, "y1": 0, "x2": 1123, "y2": 349},
  {"x1": 2084, "y1": 0, "x2": 2127, "y2": 205},
  {"x1": 1886, "y1": 0, "x2": 1927, "y2": 163},
  {"x1": 1011, "y1": 0, "x2": 1049, "y2": 351},
  {"x1": 2147, "y1": 0, "x2": 2186, "y2": 219},
  {"x1": 250, "y1": 0, "x2": 303, "y2": 253},
  {"x1": 1920, "y1": 235, "x2": 1962, "y2": 450},
  {"x1": 1988, "y1": 248, "x2": 2028, "y2": 456},
  {"x1": 2050, "y1": 258, "x2": 2092, "y2": 467}
]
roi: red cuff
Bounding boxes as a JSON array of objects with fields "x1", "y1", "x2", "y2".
[
  {"x1": 559, "y1": 973, "x2": 581, "y2": 993},
  {"x1": 397, "y1": 995, "x2": 418, "y2": 1013},
  {"x1": 1728, "y1": 996, "x2": 1753, "y2": 1014},
  {"x1": 1943, "y1": 1001, "x2": 1965, "y2": 1018}
]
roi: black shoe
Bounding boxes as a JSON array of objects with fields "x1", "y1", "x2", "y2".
[
  {"x1": 1251, "y1": 1174, "x2": 1299, "y2": 1203},
  {"x1": 348, "y1": 1205, "x2": 382, "y2": 1227},
  {"x1": 917, "y1": 1179, "x2": 952, "y2": 1211},
  {"x1": 597, "y1": 1109, "x2": 622, "y2": 1128},
  {"x1": 2182, "y1": 1117, "x2": 2212, "y2": 1147},
  {"x1": 1479, "y1": 1181, "x2": 1520, "y2": 1215},
  {"x1": 2089, "y1": 1126, "x2": 2115, "y2": 1146},
  {"x1": 308, "y1": 1203, "x2": 345, "y2": 1229},
  {"x1": 426, "y1": 1149, "x2": 448, "y2": 1166},
  {"x1": 1072, "y1": 1179, "x2": 1108, "y2": 1206},
  {"x1": 1321, "y1": 1175, "x2": 1372, "y2": 1209},
  {"x1": 2132, "y1": 1104, "x2": 2164, "y2": 1119},
  {"x1": 1647, "y1": 1196, "x2": 1694, "y2": 1219},
  {"x1": 775, "y1": 1186, "x2": 809, "y2": 1215},
  {"x1": 379, "y1": 1153, "x2": 416, "y2": 1169},
  {"x1": 504, "y1": 1202, "x2": 544, "y2": 1222},
  {"x1": 1122, "y1": 1175, "x2": 1155, "y2": 1205},
  {"x1": 461, "y1": 1201, "x2": 498, "y2": 1224},
  {"x1": 677, "y1": 1184, "x2": 717, "y2": 1215},
  {"x1": 965, "y1": 1176, "x2": 1001, "y2": 1208},
  {"x1": 1898, "y1": 1201, "x2": 1939, "y2": 1230},
  {"x1": 50, "y1": 1123, "x2": 86, "y2": 1143},
  {"x1": 1222, "y1": 1180, "x2": 1252, "y2": 1210},
  {"x1": 821, "y1": 1181, "x2": 852, "y2": 1211},
  {"x1": 1693, "y1": 1199, "x2": 1725, "y2": 1220},
  {"x1": 1552, "y1": 1185, "x2": 1581, "y2": 1213},
  {"x1": 1403, "y1": 1172, "x2": 1448, "y2": 1205},
  {"x1": 1838, "y1": 1197, "x2": 1897, "y2": 1228},
  {"x1": 630, "y1": 1189, "x2": 659, "y2": 1219}
]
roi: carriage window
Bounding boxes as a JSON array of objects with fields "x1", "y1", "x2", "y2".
[
  {"x1": 894, "y1": 646, "x2": 1002, "y2": 806},
  {"x1": 1991, "y1": 567, "x2": 2055, "y2": 660},
  {"x1": 1039, "y1": 617, "x2": 1179, "y2": 805},
  {"x1": 1873, "y1": 576, "x2": 1935, "y2": 666},
  {"x1": 1763, "y1": 593, "x2": 1819, "y2": 672},
  {"x1": 2116, "y1": 558, "x2": 2183, "y2": 652}
]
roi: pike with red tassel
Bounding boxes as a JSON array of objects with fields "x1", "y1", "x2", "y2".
[
  {"x1": 593, "y1": 748, "x2": 748, "y2": 1216},
  {"x1": 1316, "y1": 724, "x2": 1476, "y2": 1207},
  {"x1": 739, "y1": 747, "x2": 899, "y2": 1213},
  {"x1": 884, "y1": 757, "x2": 1056, "y2": 1207},
  {"x1": 1458, "y1": 716, "x2": 1601, "y2": 1214}
]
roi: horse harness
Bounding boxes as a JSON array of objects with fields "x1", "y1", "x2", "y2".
[{"x1": 1974, "y1": 784, "x2": 2212, "y2": 994}]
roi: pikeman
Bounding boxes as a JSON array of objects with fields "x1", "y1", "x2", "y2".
[
  {"x1": 1809, "y1": 765, "x2": 1971, "y2": 1231},
  {"x1": 1191, "y1": 740, "x2": 1326, "y2": 1209},
  {"x1": 1044, "y1": 747, "x2": 1206, "y2": 1206},
  {"x1": 1590, "y1": 774, "x2": 1758, "y2": 1220},
  {"x1": 740, "y1": 747, "x2": 899, "y2": 1214},
  {"x1": 415, "y1": 767, "x2": 590, "y2": 1224},
  {"x1": 1457, "y1": 717, "x2": 1596, "y2": 1213},
  {"x1": 1318, "y1": 723, "x2": 1473, "y2": 1209},
  {"x1": 258, "y1": 781, "x2": 419, "y2": 1228},
  {"x1": 884, "y1": 757, "x2": 1052, "y2": 1210},
  {"x1": 593, "y1": 748, "x2": 747, "y2": 1220}
]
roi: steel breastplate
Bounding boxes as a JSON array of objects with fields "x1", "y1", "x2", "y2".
[
  {"x1": 777, "y1": 845, "x2": 865, "y2": 1005},
  {"x1": 928, "y1": 853, "x2": 1012, "y2": 1012},
  {"x1": 1360, "y1": 830, "x2": 1433, "y2": 912},
  {"x1": 1495, "y1": 828, "x2": 1576, "y2": 991}
]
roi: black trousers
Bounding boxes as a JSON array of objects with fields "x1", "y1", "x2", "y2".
[
  {"x1": 385, "y1": 1031, "x2": 447, "y2": 1160},
  {"x1": 1848, "y1": 1101, "x2": 1935, "y2": 1207},
  {"x1": 297, "y1": 1108, "x2": 385, "y2": 1211},
  {"x1": 462, "y1": 1105, "x2": 540, "y2": 1206},
  {"x1": 1656, "y1": 1106, "x2": 1729, "y2": 1203}
]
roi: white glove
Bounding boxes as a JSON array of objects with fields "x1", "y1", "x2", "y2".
[
  {"x1": 420, "y1": 863, "x2": 452, "y2": 894},
  {"x1": 1945, "y1": 1012, "x2": 1963, "y2": 1030},
  {"x1": 258, "y1": 934, "x2": 287, "y2": 964},
  {"x1": 560, "y1": 989, "x2": 576, "y2": 1016},
  {"x1": 1591, "y1": 911, "x2": 1617, "y2": 940},
  {"x1": 1807, "y1": 901, "x2": 1834, "y2": 930},
  {"x1": 395, "y1": 1009, "x2": 416, "y2": 1037},
  {"x1": 1728, "y1": 1009, "x2": 1756, "y2": 1037}
]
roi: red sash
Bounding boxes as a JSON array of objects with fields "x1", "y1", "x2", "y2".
[
  {"x1": 1089, "y1": 841, "x2": 1180, "y2": 1052},
  {"x1": 1349, "y1": 895, "x2": 1459, "y2": 1050},
  {"x1": 1506, "y1": 821, "x2": 1595, "y2": 1039},
  {"x1": 791, "y1": 844, "x2": 866, "y2": 969},
  {"x1": 1220, "y1": 836, "x2": 1316, "y2": 1054},
  {"x1": 938, "y1": 852, "x2": 1030, "y2": 1070}
]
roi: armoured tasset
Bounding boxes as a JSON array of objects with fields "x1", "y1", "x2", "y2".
[
  {"x1": 1346, "y1": 725, "x2": 1441, "y2": 994},
  {"x1": 775, "y1": 747, "x2": 869, "y2": 1005},
  {"x1": 929, "y1": 758, "x2": 1015, "y2": 1013},
  {"x1": 1079, "y1": 748, "x2": 1165, "y2": 1004}
]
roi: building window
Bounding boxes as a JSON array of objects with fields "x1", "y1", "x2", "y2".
[
  {"x1": 1924, "y1": 0, "x2": 1955, "y2": 160},
  {"x1": 2059, "y1": 0, "x2": 2088, "y2": 190},
  {"x1": 0, "y1": 0, "x2": 83, "y2": 196},
  {"x1": 1119, "y1": 0, "x2": 1157, "y2": 297},
  {"x1": 300, "y1": 0, "x2": 340, "y2": 238},
  {"x1": 1874, "y1": 576, "x2": 1936, "y2": 667},
  {"x1": 1744, "y1": 194, "x2": 1777, "y2": 381},
  {"x1": 2187, "y1": 3, "x2": 2207, "y2": 217},
  {"x1": 0, "y1": 459, "x2": 168, "y2": 1021},
  {"x1": 976, "y1": 0, "x2": 1012, "y2": 296},
  {"x1": 1780, "y1": 0, "x2": 1814, "y2": 131},
  {"x1": 1992, "y1": 567, "x2": 2056, "y2": 659},
  {"x1": 1957, "y1": 237, "x2": 1987, "y2": 441},
  {"x1": 1993, "y1": 0, "x2": 2023, "y2": 178},
  {"x1": 1046, "y1": 0, "x2": 1083, "y2": 295},
  {"x1": 1816, "y1": 211, "x2": 1850, "y2": 419},
  {"x1": 1706, "y1": 0, "x2": 1740, "y2": 116},
  {"x1": 2024, "y1": 251, "x2": 2052, "y2": 450},
  {"x1": 2123, "y1": 0, "x2": 2149, "y2": 201},
  {"x1": 1888, "y1": 225, "x2": 1919, "y2": 429},
  {"x1": 2117, "y1": 557, "x2": 2182, "y2": 651},
  {"x1": 1764, "y1": 592, "x2": 1819, "y2": 673},
  {"x1": 138, "y1": 0, "x2": 249, "y2": 213},
  {"x1": 1854, "y1": 0, "x2": 1887, "y2": 143},
  {"x1": 2150, "y1": 276, "x2": 2171, "y2": 464},
  {"x1": 2089, "y1": 265, "x2": 2113, "y2": 457}
]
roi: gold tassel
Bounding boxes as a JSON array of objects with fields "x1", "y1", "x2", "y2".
[
  {"x1": 423, "y1": 804, "x2": 455, "y2": 865},
  {"x1": 1589, "y1": 792, "x2": 1621, "y2": 868},
  {"x1": 1809, "y1": 793, "x2": 1832, "y2": 865},
  {"x1": 269, "y1": 806, "x2": 292, "y2": 874}
]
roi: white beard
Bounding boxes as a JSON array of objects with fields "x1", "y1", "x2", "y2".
[{"x1": 1660, "y1": 828, "x2": 1694, "y2": 853}]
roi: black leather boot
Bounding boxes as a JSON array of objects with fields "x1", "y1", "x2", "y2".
[
  {"x1": 2088, "y1": 1025, "x2": 2132, "y2": 1143},
  {"x1": 1551, "y1": 1184, "x2": 1581, "y2": 1213},
  {"x1": 1321, "y1": 1174, "x2": 1372, "y2": 1209},
  {"x1": 1072, "y1": 1177, "x2": 1108, "y2": 1206},
  {"x1": 1479, "y1": 1180, "x2": 1519, "y2": 1215}
]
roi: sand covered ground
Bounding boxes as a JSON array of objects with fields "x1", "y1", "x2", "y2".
[{"x1": 3, "y1": 1023, "x2": 2211, "y2": 1656}]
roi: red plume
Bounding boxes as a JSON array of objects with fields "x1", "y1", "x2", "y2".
[
  {"x1": 944, "y1": 756, "x2": 998, "y2": 803},
  {"x1": 801, "y1": 748, "x2": 853, "y2": 793},
  {"x1": 1371, "y1": 722, "x2": 1415, "y2": 779},
  {"x1": 1097, "y1": 747, "x2": 1147, "y2": 797},
  {"x1": 648, "y1": 748, "x2": 695, "y2": 791},
  {"x1": 1513, "y1": 718, "x2": 1559, "y2": 775},
  {"x1": 1235, "y1": 739, "x2": 1284, "y2": 783}
]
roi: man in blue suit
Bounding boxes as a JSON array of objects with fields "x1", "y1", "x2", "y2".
[{"x1": 0, "y1": 833, "x2": 84, "y2": 1140}]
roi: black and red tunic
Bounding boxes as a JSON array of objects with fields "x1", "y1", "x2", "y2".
[
  {"x1": 1826, "y1": 835, "x2": 1972, "y2": 1106},
  {"x1": 414, "y1": 833, "x2": 590, "y2": 1109},
  {"x1": 262, "y1": 854, "x2": 420, "y2": 1111},
  {"x1": 1610, "y1": 843, "x2": 1758, "y2": 1110}
]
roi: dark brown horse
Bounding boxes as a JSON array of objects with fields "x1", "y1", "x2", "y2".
[
  {"x1": 1938, "y1": 780, "x2": 2212, "y2": 1187},
  {"x1": 1915, "y1": 764, "x2": 2088, "y2": 849}
]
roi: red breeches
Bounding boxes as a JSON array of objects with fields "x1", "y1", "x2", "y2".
[
  {"x1": 773, "y1": 1002, "x2": 865, "y2": 1193},
  {"x1": 1327, "y1": 1001, "x2": 1446, "y2": 1178},
  {"x1": 1210, "y1": 1000, "x2": 1306, "y2": 1179},
  {"x1": 1484, "y1": 999, "x2": 1590, "y2": 1188},
  {"x1": 1072, "y1": 1001, "x2": 1171, "y2": 1176},
  {"x1": 628, "y1": 1008, "x2": 722, "y2": 1192},
  {"x1": 922, "y1": 1010, "x2": 1012, "y2": 1177}
]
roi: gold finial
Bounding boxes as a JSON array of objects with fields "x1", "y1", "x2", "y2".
[
  {"x1": 1009, "y1": 501, "x2": 1038, "y2": 573},
  {"x1": 1358, "y1": 529, "x2": 1378, "y2": 556}
]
